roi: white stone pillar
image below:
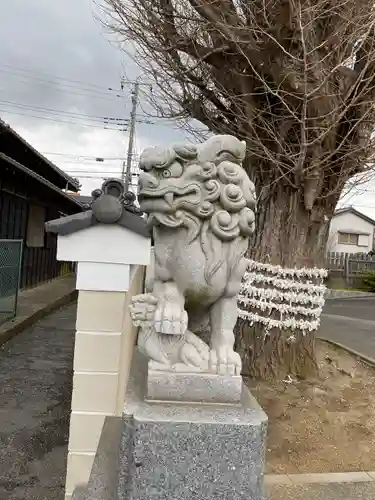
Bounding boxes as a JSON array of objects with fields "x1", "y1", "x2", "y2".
[{"x1": 46, "y1": 211, "x2": 150, "y2": 500}]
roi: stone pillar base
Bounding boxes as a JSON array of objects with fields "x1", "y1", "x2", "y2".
[{"x1": 118, "y1": 352, "x2": 268, "y2": 500}]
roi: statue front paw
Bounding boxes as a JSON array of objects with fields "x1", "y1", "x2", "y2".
[
  {"x1": 179, "y1": 331, "x2": 210, "y2": 369},
  {"x1": 154, "y1": 300, "x2": 188, "y2": 335},
  {"x1": 209, "y1": 347, "x2": 242, "y2": 376}
]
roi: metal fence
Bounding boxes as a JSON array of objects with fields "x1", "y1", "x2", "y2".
[
  {"x1": 326, "y1": 252, "x2": 375, "y2": 274},
  {"x1": 0, "y1": 239, "x2": 23, "y2": 324},
  {"x1": 326, "y1": 252, "x2": 375, "y2": 287},
  {"x1": 21, "y1": 246, "x2": 75, "y2": 290}
]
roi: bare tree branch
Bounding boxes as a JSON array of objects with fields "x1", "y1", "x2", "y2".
[{"x1": 100, "y1": 0, "x2": 375, "y2": 223}]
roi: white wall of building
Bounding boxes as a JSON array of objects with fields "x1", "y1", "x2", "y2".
[{"x1": 328, "y1": 211, "x2": 374, "y2": 253}]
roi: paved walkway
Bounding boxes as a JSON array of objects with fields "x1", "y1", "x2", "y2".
[
  {"x1": 0, "y1": 304, "x2": 76, "y2": 500},
  {"x1": 0, "y1": 276, "x2": 76, "y2": 347},
  {"x1": 320, "y1": 297, "x2": 375, "y2": 359}
]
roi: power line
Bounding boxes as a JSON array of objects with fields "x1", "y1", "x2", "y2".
[
  {"x1": 52, "y1": 161, "x2": 124, "y2": 166},
  {"x1": 66, "y1": 172, "x2": 137, "y2": 176},
  {"x1": 0, "y1": 80, "x2": 124, "y2": 103},
  {"x1": 0, "y1": 65, "x2": 183, "y2": 132},
  {"x1": 66, "y1": 175, "x2": 124, "y2": 178},
  {"x1": 0, "y1": 63, "x2": 123, "y2": 92},
  {"x1": 0, "y1": 99, "x2": 157, "y2": 127},
  {"x1": 56, "y1": 157, "x2": 140, "y2": 164},
  {"x1": 0, "y1": 65, "x2": 153, "y2": 104},
  {"x1": 63, "y1": 170, "x2": 127, "y2": 174},
  {"x1": 57, "y1": 158, "x2": 140, "y2": 164},
  {"x1": 0, "y1": 67, "x2": 125, "y2": 99},
  {"x1": 41, "y1": 152, "x2": 126, "y2": 160},
  {"x1": 69, "y1": 174, "x2": 139, "y2": 182},
  {"x1": 63, "y1": 168, "x2": 140, "y2": 175},
  {"x1": 62, "y1": 168, "x2": 141, "y2": 176},
  {"x1": 0, "y1": 108, "x2": 126, "y2": 130},
  {"x1": 0, "y1": 100, "x2": 130, "y2": 126},
  {"x1": 58, "y1": 161, "x2": 126, "y2": 167},
  {"x1": 0, "y1": 62, "x2": 146, "y2": 91},
  {"x1": 0, "y1": 99, "x2": 130, "y2": 123}
]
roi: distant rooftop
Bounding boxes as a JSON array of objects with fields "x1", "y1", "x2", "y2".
[
  {"x1": 0, "y1": 118, "x2": 80, "y2": 192},
  {"x1": 68, "y1": 193, "x2": 93, "y2": 207},
  {"x1": 334, "y1": 206, "x2": 375, "y2": 226}
]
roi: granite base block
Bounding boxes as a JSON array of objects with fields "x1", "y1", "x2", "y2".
[
  {"x1": 119, "y1": 354, "x2": 268, "y2": 500},
  {"x1": 147, "y1": 369, "x2": 242, "y2": 404},
  {"x1": 72, "y1": 417, "x2": 123, "y2": 500}
]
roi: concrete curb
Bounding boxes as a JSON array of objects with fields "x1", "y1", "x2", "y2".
[
  {"x1": 0, "y1": 289, "x2": 77, "y2": 347},
  {"x1": 265, "y1": 471, "x2": 375, "y2": 486},
  {"x1": 318, "y1": 337, "x2": 375, "y2": 368},
  {"x1": 325, "y1": 292, "x2": 375, "y2": 300}
]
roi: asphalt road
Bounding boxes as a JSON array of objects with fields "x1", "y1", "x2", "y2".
[
  {"x1": 323, "y1": 297, "x2": 375, "y2": 322},
  {"x1": 320, "y1": 297, "x2": 375, "y2": 359}
]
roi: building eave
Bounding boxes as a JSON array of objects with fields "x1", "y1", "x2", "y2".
[
  {"x1": 0, "y1": 152, "x2": 84, "y2": 212},
  {"x1": 0, "y1": 118, "x2": 80, "y2": 192},
  {"x1": 338, "y1": 229, "x2": 370, "y2": 236}
]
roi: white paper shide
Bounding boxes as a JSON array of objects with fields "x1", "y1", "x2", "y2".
[{"x1": 238, "y1": 260, "x2": 328, "y2": 335}]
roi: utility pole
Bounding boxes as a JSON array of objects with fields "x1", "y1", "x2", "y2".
[{"x1": 123, "y1": 81, "x2": 140, "y2": 191}]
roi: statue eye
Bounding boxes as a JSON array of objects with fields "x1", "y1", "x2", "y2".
[{"x1": 162, "y1": 169, "x2": 171, "y2": 178}]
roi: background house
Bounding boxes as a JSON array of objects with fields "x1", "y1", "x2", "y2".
[
  {"x1": 0, "y1": 119, "x2": 83, "y2": 292},
  {"x1": 68, "y1": 193, "x2": 93, "y2": 208},
  {"x1": 327, "y1": 207, "x2": 375, "y2": 254}
]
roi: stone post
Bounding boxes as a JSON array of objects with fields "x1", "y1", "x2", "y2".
[{"x1": 45, "y1": 180, "x2": 151, "y2": 500}]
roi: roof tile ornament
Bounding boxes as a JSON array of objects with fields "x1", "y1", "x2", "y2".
[
  {"x1": 90, "y1": 179, "x2": 142, "y2": 222},
  {"x1": 45, "y1": 178, "x2": 147, "y2": 237}
]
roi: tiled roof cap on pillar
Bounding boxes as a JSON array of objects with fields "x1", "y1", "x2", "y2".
[{"x1": 45, "y1": 178, "x2": 149, "y2": 238}]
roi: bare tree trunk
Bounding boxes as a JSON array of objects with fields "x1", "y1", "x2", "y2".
[
  {"x1": 236, "y1": 321, "x2": 318, "y2": 380},
  {"x1": 235, "y1": 183, "x2": 335, "y2": 380},
  {"x1": 251, "y1": 185, "x2": 331, "y2": 269}
]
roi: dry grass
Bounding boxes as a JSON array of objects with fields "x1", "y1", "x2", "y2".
[{"x1": 248, "y1": 340, "x2": 375, "y2": 474}]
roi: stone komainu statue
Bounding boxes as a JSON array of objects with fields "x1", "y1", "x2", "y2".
[{"x1": 129, "y1": 135, "x2": 256, "y2": 374}]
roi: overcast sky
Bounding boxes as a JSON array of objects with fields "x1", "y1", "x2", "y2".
[
  {"x1": 1, "y1": 0, "x2": 375, "y2": 216},
  {"x1": 0, "y1": 0, "x2": 193, "y2": 195}
]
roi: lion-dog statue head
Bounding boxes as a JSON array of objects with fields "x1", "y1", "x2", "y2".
[{"x1": 138, "y1": 135, "x2": 256, "y2": 283}]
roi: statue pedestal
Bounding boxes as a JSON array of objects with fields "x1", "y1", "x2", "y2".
[
  {"x1": 118, "y1": 352, "x2": 268, "y2": 500},
  {"x1": 146, "y1": 364, "x2": 243, "y2": 404}
]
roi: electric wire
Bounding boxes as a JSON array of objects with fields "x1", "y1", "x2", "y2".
[{"x1": 0, "y1": 108, "x2": 125, "y2": 130}]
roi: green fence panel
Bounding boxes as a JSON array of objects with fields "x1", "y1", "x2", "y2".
[{"x1": 0, "y1": 240, "x2": 23, "y2": 324}]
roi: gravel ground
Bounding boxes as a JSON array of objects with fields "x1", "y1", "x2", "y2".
[{"x1": 0, "y1": 304, "x2": 76, "y2": 500}]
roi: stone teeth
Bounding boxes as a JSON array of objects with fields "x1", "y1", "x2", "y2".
[{"x1": 164, "y1": 192, "x2": 174, "y2": 205}]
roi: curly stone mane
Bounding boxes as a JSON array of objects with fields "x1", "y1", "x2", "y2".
[{"x1": 139, "y1": 135, "x2": 256, "y2": 284}]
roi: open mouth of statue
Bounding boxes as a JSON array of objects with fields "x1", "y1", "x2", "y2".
[{"x1": 139, "y1": 185, "x2": 200, "y2": 207}]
